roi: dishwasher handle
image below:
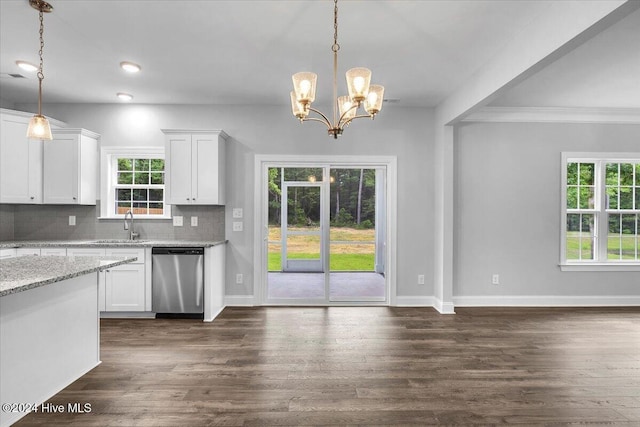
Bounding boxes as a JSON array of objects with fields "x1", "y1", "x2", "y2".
[{"x1": 152, "y1": 247, "x2": 204, "y2": 255}]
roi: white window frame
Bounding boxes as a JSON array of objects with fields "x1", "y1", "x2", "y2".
[
  {"x1": 561, "y1": 152, "x2": 640, "y2": 271},
  {"x1": 100, "y1": 147, "x2": 171, "y2": 220}
]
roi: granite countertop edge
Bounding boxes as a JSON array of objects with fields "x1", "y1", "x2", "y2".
[
  {"x1": 0, "y1": 256, "x2": 137, "y2": 297},
  {"x1": 0, "y1": 240, "x2": 228, "y2": 249}
]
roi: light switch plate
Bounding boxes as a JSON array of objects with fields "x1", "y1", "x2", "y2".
[
  {"x1": 68, "y1": 215, "x2": 76, "y2": 226},
  {"x1": 232, "y1": 221, "x2": 243, "y2": 232},
  {"x1": 232, "y1": 208, "x2": 243, "y2": 218},
  {"x1": 173, "y1": 216, "x2": 183, "y2": 227},
  {"x1": 191, "y1": 216, "x2": 198, "y2": 227}
]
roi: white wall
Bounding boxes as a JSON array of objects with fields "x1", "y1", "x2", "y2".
[
  {"x1": 25, "y1": 103, "x2": 436, "y2": 300},
  {"x1": 454, "y1": 121, "x2": 640, "y2": 305}
]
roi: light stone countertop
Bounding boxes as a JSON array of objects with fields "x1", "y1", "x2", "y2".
[
  {"x1": 0, "y1": 255, "x2": 137, "y2": 297},
  {"x1": 0, "y1": 240, "x2": 227, "y2": 249}
]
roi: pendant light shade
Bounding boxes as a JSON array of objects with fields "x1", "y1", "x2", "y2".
[
  {"x1": 338, "y1": 96, "x2": 356, "y2": 121},
  {"x1": 26, "y1": 114, "x2": 53, "y2": 140}
]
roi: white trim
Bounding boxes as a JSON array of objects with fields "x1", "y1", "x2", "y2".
[
  {"x1": 395, "y1": 296, "x2": 436, "y2": 307},
  {"x1": 463, "y1": 107, "x2": 640, "y2": 124},
  {"x1": 560, "y1": 263, "x2": 640, "y2": 272},
  {"x1": 224, "y1": 295, "x2": 256, "y2": 306},
  {"x1": 253, "y1": 155, "x2": 398, "y2": 306},
  {"x1": 434, "y1": 298, "x2": 456, "y2": 314},
  {"x1": 203, "y1": 306, "x2": 225, "y2": 322},
  {"x1": 454, "y1": 295, "x2": 640, "y2": 307},
  {"x1": 161, "y1": 129, "x2": 228, "y2": 140}
]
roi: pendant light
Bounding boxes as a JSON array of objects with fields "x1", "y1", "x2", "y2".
[
  {"x1": 291, "y1": 0, "x2": 384, "y2": 139},
  {"x1": 26, "y1": 0, "x2": 54, "y2": 141}
]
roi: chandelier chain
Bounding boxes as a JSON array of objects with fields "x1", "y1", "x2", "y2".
[
  {"x1": 37, "y1": 8, "x2": 45, "y2": 81},
  {"x1": 332, "y1": 0, "x2": 339, "y2": 52}
]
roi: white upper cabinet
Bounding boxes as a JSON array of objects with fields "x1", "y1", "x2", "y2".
[
  {"x1": 163, "y1": 130, "x2": 227, "y2": 205},
  {"x1": 0, "y1": 110, "x2": 45, "y2": 203},
  {"x1": 44, "y1": 128, "x2": 99, "y2": 205}
]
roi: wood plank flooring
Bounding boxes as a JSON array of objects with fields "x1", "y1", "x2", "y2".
[{"x1": 13, "y1": 307, "x2": 640, "y2": 426}]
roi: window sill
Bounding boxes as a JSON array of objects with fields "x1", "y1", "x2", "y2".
[
  {"x1": 560, "y1": 263, "x2": 640, "y2": 272},
  {"x1": 97, "y1": 216, "x2": 172, "y2": 221}
]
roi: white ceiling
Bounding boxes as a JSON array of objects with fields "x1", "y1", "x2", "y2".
[{"x1": 0, "y1": 0, "x2": 638, "y2": 109}]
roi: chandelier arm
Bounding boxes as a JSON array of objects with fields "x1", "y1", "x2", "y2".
[
  {"x1": 307, "y1": 106, "x2": 333, "y2": 129},
  {"x1": 301, "y1": 117, "x2": 334, "y2": 130},
  {"x1": 340, "y1": 113, "x2": 375, "y2": 127},
  {"x1": 336, "y1": 101, "x2": 360, "y2": 125}
]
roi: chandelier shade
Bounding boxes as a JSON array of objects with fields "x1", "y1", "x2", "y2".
[{"x1": 290, "y1": 0, "x2": 384, "y2": 139}]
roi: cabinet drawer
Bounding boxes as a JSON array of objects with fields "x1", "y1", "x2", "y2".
[
  {"x1": 40, "y1": 247, "x2": 67, "y2": 256},
  {"x1": 105, "y1": 247, "x2": 145, "y2": 264},
  {"x1": 16, "y1": 248, "x2": 40, "y2": 256},
  {"x1": 67, "y1": 248, "x2": 106, "y2": 257}
]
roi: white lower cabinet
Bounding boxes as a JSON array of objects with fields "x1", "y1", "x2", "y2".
[{"x1": 66, "y1": 247, "x2": 146, "y2": 312}]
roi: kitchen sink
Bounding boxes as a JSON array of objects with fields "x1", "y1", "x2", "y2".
[{"x1": 92, "y1": 239, "x2": 149, "y2": 244}]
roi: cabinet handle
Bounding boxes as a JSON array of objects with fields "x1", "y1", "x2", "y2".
[
  {"x1": 192, "y1": 198, "x2": 196, "y2": 201},
  {"x1": 30, "y1": 196, "x2": 34, "y2": 200},
  {"x1": 73, "y1": 197, "x2": 77, "y2": 200},
  {"x1": 187, "y1": 198, "x2": 190, "y2": 201}
]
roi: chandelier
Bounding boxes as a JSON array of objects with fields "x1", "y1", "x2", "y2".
[
  {"x1": 290, "y1": 0, "x2": 384, "y2": 139},
  {"x1": 26, "y1": 0, "x2": 53, "y2": 140}
]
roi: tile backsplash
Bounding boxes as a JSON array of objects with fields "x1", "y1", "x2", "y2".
[{"x1": 0, "y1": 202, "x2": 224, "y2": 241}]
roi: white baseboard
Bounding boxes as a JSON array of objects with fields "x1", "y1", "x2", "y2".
[
  {"x1": 454, "y1": 295, "x2": 640, "y2": 307},
  {"x1": 394, "y1": 296, "x2": 436, "y2": 307},
  {"x1": 434, "y1": 298, "x2": 456, "y2": 314},
  {"x1": 224, "y1": 295, "x2": 256, "y2": 306},
  {"x1": 204, "y1": 306, "x2": 225, "y2": 322}
]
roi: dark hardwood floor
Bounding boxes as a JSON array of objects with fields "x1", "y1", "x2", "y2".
[{"x1": 14, "y1": 307, "x2": 640, "y2": 426}]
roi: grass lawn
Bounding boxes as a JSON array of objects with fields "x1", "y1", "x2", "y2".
[
  {"x1": 268, "y1": 252, "x2": 374, "y2": 271},
  {"x1": 566, "y1": 232, "x2": 638, "y2": 260},
  {"x1": 268, "y1": 226, "x2": 375, "y2": 271}
]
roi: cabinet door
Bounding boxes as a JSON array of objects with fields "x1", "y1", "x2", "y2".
[
  {"x1": 166, "y1": 134, "x2": 192, "y2": 204},
  {"x1": 0, "y1": 114, "x2": 42, "y2": 204},
  {"x1": 104, "y1": 263, "x2": 145, "y2": 311},
  {"x1": 192, "y1": 134, "x2": 221, "y2": 204},
  {"x1": 44, "y1": 135, "x2": 78, "y2": 204}
]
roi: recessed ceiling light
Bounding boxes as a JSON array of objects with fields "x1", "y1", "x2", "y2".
[
  {"x1": 120, "y1": 61, "x2": 141, "y2": 73},
  {"x1": 15, "y1": 60, "x2": 38, "y2": 72},
  {"x1": 117, "y1": 92, "x2": 133, "y2": 101}
]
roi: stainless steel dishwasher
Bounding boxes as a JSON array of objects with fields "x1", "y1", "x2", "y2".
[{"x1": 152, "y1": 247, "x2": 204, "y2": 316}]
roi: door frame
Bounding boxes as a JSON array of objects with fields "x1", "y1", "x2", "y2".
[{"x1": 254, "y1": 155, "x2": 398, "y2": 306}]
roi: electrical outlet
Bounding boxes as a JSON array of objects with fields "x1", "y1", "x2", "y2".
[
  {"x1": 236, "y1": 273, "x2": 243, "y2": 284},
  {"x1": 232, "y1": 221, "x2": 243, "y2": 232},
  {"x1": 173, "y1": 216, "x2": 183, "y2": 227},
  {"x1": 492, "y1": 274, "x2": 500, "y2": 285},
  {"x1": 191, "y1": 216, "x2": 198, "y2": 227},
  {"x1": 232, "y1": 208, "x2": 243, "y2": 218},
  {"x1": 68, "y1": 215, "x2": 76, "y2": 226},
  {"x1": 418, "y1": 274, "x2": 425, "y2": 285}
]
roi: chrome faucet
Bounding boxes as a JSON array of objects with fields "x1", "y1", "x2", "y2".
[{"x1": 124, "y1": 210, "x2": 139, "y2": 240}]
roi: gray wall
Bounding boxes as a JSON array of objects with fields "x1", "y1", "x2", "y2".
[
  {"x1": 0, "y1": 204, "x2": 14, "y2": 240},
  {"x1": 454, "y1": 121, "x2": 640, "y2": 301},
  {"x1": 14, "y1": 103, "x2": 436, "y2": 299}
]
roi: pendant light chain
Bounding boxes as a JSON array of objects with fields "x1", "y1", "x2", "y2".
[
  {"x1": 332, "y1": 0, "x2": 339, "y2": 127},
  {"x1": 37, "y1": 8, "x2": 45, "y2": 115}
]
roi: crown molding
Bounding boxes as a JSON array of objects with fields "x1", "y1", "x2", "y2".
[{"x1": 462, "y1": 106, "x2": 640, "y2": 124}]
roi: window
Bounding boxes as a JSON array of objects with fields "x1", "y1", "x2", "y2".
[
  {"x1": 562, "y1": 153, "x2": 640, "y2": 270},
  {"x1": 100, "y1": 147, "x2": 170, "y2": 219},
  {"x1": 115, "y1": 158, "x2": 165, "y2": 215}
]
